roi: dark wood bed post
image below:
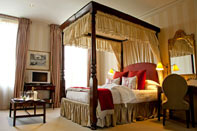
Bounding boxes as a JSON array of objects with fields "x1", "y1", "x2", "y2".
[
  {"x1": 89, "y1": 8, "x2": 98, "y2": 130},
  {"x1": 121, "y1": 42, "x2": 124, "y2": 71},
  {"x1": 61, "y1": 31, "x2": 66, "y2": 98}
]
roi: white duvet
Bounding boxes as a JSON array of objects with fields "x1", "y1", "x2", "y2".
[
  {"x1": 66, "y1": 83, "x2": 157, "y2": 104},
  {"x1": 98, "y1": 83, "x2": 136, "y2": 105}
]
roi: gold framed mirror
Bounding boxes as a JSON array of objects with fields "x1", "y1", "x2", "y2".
[{"x1": 168, "y1": 30, "x2": 196, "y2": 75}]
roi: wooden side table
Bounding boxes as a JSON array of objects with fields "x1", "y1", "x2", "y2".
[
  {"x1": 24, "y1": 85, "x2": 55, "y2": 108},
  {"x1": 9, "y1": 99, "x2": 46, "y2": 126}
]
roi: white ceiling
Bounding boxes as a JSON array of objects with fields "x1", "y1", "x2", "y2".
[{"x1": 0, "y1": 0, "x2": 178, "y2": 25}]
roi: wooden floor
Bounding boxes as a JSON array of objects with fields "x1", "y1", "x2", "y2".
[{"x1": 0, "y1": 108, "x2": 196, "y2": 131}]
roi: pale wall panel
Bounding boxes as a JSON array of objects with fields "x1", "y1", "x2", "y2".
[
  {"x1": 141, "y1": 0, "x2": 196, "y2": 76},
  {"x1": 25, "y1": 21, "x2": 51, "y2": 101},
  {"x1": 28, "y1": 21, "x2": 50, "y2": 52},
  {"x1": 25, "y1": 21, "x2": 51, "y2": 75}
]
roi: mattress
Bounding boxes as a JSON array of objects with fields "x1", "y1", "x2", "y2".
[
  {"x1": 66, "y1": 91, "x2": 89, "y2": 103},
  {"x1": 66, "y1": 88, "x2": 157, "y2": 104}
]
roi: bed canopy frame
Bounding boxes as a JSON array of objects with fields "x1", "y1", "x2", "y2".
[{"x1": 60, "y1": 1, "x2": 160, "y2": 129}]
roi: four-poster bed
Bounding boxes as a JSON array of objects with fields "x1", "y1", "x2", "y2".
[{"x1": 60, "y1": 1, "x2": 161, "y2": 129}]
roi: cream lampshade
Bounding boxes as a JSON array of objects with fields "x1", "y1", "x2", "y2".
[
  {"x1": 156, "y1": 62, "x2": 164, "y2": 71},
  {"x1": 172, "y1": 64, "x2": 179, "y2": 71},
  {"x1": 108, "y1": 68, "x2": 115, "y2": 75}
]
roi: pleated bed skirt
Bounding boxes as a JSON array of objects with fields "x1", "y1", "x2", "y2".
[{"x1": 60, "y1": 98, "x2": 157, "y2": 127}]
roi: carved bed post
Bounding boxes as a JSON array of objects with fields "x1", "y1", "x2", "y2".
[
  {"x1": 61, "y1": 32, "x2": 66, "y2": 98},
  {"x1": 89, "y1": 9, "x2": 98, "y2": 129},
  {"x1": 121, "y1": 42, "x2": 124, "y2": 71}
]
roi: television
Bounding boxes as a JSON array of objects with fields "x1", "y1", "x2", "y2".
[{"x1": 25, "y1": 70, "x2": 51, "y2": 84}]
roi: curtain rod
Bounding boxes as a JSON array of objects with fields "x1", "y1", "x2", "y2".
[
  {"x1": 0, "y1": 14, "x2": 19, "y2": 20},
  {"x1": 86, "y1": 33, "x2": 127, "y2": 42},
  {"x1": 0, "y1": 14, "x2": 33, "y2": 24}
]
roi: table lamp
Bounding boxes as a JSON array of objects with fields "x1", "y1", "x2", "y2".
[
  {"x1": 156, "y1": 62, "x2": 179, "y2": 73},
  {"x1": 108, "y1": 68, "x2": 115, "y2": 75},
  {"x1": 156, "y1": 62, "x2": 164, "y2": 71},
  {"x1": 172, "y1": 64, "x2": 179, "y2": 71}
]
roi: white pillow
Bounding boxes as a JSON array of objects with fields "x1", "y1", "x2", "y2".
[
  {"x1": 144, "y1": 80, "x2": 159, "y2": 90},
  {"x1": 122, "y1": 76, "x2": 137, "y2": 90},
  {"x1": 145, "y1": 85, "x2": 157, "y2": 90},
  {"x1": 106, "y1": 77, "x2": 120, "y2": 85},
  {"x1": 145, "y1": 80, "x2": 160, "y2": 86}
]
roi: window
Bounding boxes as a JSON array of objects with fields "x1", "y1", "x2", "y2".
[
  {"x1": 64, "y1": 46, "x2": 88, "y2": 88},
  {"x1": 0, "y1": 18, "x2": 18, "y2": 109}
]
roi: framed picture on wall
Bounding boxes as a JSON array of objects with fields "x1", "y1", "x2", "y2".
[{"x1": 26, "y1": 51, "x2": 50, "y2": 70}]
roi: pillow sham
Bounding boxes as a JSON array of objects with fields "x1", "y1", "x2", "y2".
[
  {"x1": 144, "y1": 80, "x2": 160, "y2": 90},
  {"x1": 145, "y1": 80, "x2": 160, "y2": 86},
  {"x1": 113, "y1": 71, "x2": 128, "y2": 79},
  {"x1": 122, "y1": 76, "x2": 137, "y2": 90},
  {"x1": 145, "y1": 85, "x2": 157, "y2": 90},
  {"x1": 128, "y1": 70, "x2": 146, "y2": 90},
  {"x1": 105, "y1": 77, "x2": 120, "y2": 85}
]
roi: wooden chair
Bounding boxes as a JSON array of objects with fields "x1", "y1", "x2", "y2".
[{"x1": 162, "y1": 74, "x2": 190, "y2": 128}]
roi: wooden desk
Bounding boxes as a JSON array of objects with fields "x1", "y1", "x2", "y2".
[
  {"x1": 157, "y1": 81, "x2": 197, "y2": 128},
  {"x1": 9, "y1": 99, "x2": 46, "y2": 126},
  {"x1": 24, "y1": 85, "x2": 55, "y2": 108}
]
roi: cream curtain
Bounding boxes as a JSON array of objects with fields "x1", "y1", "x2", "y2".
[
  {"x1": 63, "y1": 36, "x2": 121, "y2": 53},
  {"x1": 14, "y1": 18, "x2": 30, "y2": 98},
  {"x1": 110, "y1": 43, "x2": 121, "y2": 70},
  {"x1": 50, "y1": 24, "x2": 62, "y2": 107},
  {"x1": 123, "y1": 33, "x2": 161, "y2": 67},
  {"x1": 96, "y1": 11, "x2": 156, "y2": 41},
  {"x1": 63, "y1": 13, "x2": 91, "y2": 46},
  {"x1": 62, "y1": 11, "x2": 161, "y2": 73},
  {"x1": 146, "y1": 32, "x2": 161, "y2": 62},
  {"x1": 86, "y1": 50, "x2": 118, "y2": 86},
  {"x1": 63, "y1": 11, "x2": 158, "y2": 46},
  {"x1": 96, "y1": 51, "x2": 118, "y2": 85},
  {"x1": 123, "y1": 40, "x2": 156, "y2": 67}
]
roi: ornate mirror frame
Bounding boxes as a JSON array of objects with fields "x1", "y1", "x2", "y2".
[{"x1": 168, "y1": 30, "x2": 196, "y2": 78}]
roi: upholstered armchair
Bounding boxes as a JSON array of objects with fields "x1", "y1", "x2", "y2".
[{"x1": 162, "y1": 74, "x2": 190, "y2": 128}]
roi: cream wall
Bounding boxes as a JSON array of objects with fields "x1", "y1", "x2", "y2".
[
  {"x1": 141, "y1": 0, "x2": 197, "y2": 121},
  {"x1": 141, "y1": 0, "x2": 196, "y2": 76},
  {"x1": 26, "y1": 20, "x2": 50, "y2": 72},
  {"x1": 26, "y1": 21, "x2": 50, "y2": 99},
  {"x1": 29, "y1": 21, "x2": 50, "y2": 52}
]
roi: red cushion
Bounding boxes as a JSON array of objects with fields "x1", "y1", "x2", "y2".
[
  {"x1": 128, "y1": 70, "x2": 146, "y2": 90},
  {"x1": 113, "y1": 71, "x2": 128, "y2": 83}
]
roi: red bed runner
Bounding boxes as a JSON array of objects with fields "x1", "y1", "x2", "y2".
[{"x1": 71, "y1": 87, "x2": 114, "y2": 111}]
